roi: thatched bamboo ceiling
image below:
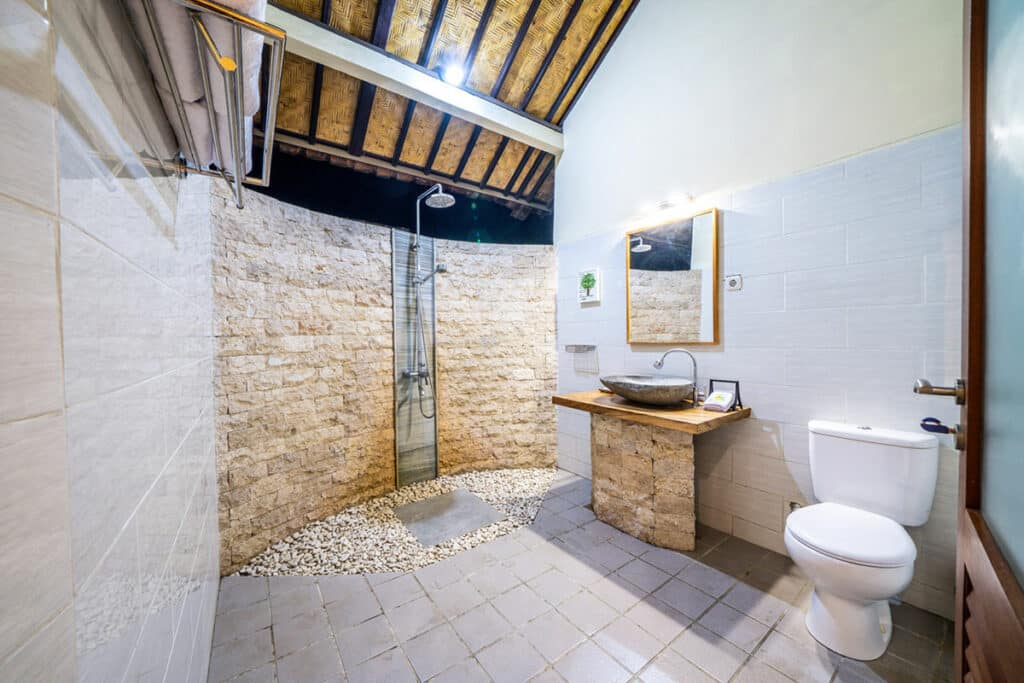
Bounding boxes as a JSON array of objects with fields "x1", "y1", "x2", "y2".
[{"x1": 269, "y1": 0, "x2": 638, "y2": 210}]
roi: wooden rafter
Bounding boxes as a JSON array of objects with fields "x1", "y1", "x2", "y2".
[
  {"x1": 306, "y1": 0, "x2": 332, "y2": 141},
  {"x1": 560, "y1": 0, "x2": 639, "y2": 123},
  {"x1": 526, "y1": 155, "x2": 554, "y2": 203},
  {"x1": 520, "y1": 0, "x2": 583, "y2": 108},
  {"x1": 517, "y1": 150, "x2": 547, "y2": 197},
  {"x1": 504, "y1": 147, "x2": 533, "y2": 193},
  {"x1": 349, "y1": 0, "x2": 398, "y2": 155},
  {"x1": 269, "y1": 0, "x2": 641, "y2": 207},
  {"x1": 426, "y1": 0, "x2": 496, "y2": 173},
  {"x1": 546, "y1": 0, "x2": 623, "y2": 121},
  {"x1": 481, "y1": 136, "x2": 509, "y2": 187}
]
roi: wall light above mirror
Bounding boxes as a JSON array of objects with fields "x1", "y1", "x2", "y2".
[{"x1": 626, "y1": 208, "x2": 719, "y2": 345}]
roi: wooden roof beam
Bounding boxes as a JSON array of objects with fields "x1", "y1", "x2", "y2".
[
  {"x1": 267, "y1": 5, "x2": 564, "y2": 157},
  {"x1": 349, "y1": 0, "x2": 397, "y2": 156}
]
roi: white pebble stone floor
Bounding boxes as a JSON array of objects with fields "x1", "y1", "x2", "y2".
[{"x1": 237, "y1": 467, "x2": 557, "y2": 576}]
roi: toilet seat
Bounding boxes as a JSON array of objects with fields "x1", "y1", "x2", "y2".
[{"x1": 787, "y1": 502, "x2": 916, "y2": 568}]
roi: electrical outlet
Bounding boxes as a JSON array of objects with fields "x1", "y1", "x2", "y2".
[{"x1": 725, "y1": 274, "x2": 743, "y2": 291}]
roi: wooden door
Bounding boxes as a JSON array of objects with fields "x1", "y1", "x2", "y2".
[{"x1": 955, "y1": 1, "x2": 1024, "y2": 680}]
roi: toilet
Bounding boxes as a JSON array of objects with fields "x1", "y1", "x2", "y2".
[{"x1": 784, "y1": 420, "x2": 939, "y2": 661}]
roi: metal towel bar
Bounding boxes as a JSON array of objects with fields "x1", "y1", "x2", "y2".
[{"x1": 138, "y1": 0, "x2": 286, "y2": 208}]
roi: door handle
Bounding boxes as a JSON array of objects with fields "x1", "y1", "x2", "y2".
[{"x1": 913, "y1": 378, "x2": 965, "y2": 405}]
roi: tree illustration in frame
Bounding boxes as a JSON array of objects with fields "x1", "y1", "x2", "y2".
[{"x1": 578, "y1": 268, "x2": 601, "y2": 304}]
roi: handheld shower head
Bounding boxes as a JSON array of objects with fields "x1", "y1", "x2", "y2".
[
  {"x1": 425, "y1": 190, "x2": 455, "y2": 209},
  {"x1": 416, "y1": 263, "x2": 448, "y2": 284}
]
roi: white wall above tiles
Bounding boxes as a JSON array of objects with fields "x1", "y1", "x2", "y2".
[
  {"x1": 0, "y1": 0, "x2": 219, "y2": 680},
  {"x1": 554, "y1": 0, "x2": 963, "y2": 242},
  {"x1": 555, "y1": 127, "x2": 963, "y2": 619}
]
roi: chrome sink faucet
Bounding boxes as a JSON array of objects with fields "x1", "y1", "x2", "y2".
[{"x1": 653, "y1": 348, "x2": 701, "y2": 404}]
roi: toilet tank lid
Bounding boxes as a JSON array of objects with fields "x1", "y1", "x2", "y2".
[{"x1": 808, "y1": 420, "x2": 937, "y2": 449}]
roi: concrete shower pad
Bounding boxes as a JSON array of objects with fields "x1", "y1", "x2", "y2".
[{"x1": 395, "y1": 489, "x2": 506, "y2": 547}]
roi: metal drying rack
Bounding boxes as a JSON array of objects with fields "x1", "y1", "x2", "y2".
[{"x1": 137, "y1": 0, "x2": 286, "y2": 208}]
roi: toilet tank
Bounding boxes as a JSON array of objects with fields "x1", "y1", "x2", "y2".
[{"x1": 808, "y1": 420, "x2": 939, "y2": 526}]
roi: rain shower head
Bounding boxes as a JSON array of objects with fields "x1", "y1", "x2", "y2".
[
  {"x1": 631, "y1": 236, "x2": 652, "y2": 253},
  {"x1": 425, "y1": 190, "x2": 455, "y2": 209}
]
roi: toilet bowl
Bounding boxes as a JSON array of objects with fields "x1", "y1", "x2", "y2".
[
  {"x1": 787, "y1": 420, "x2": 938, "y2": 661},
  {"x1": 784, "y1": 502, "x2": 916, "y2": 660}
]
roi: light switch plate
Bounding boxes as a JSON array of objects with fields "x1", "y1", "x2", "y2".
[{"x1": 725, "y1": 274, "x2": 743, "y2": 291}]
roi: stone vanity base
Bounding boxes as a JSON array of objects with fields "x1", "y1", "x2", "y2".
[{"x1": 591, "y1": 414, "x2": 696, "y2": 551}]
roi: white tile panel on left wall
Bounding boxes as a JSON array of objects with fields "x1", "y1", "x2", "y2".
[{"x1": 0, "y1": 0, "x2": 219, "y2": 679}]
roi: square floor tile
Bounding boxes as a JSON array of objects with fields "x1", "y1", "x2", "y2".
[
  {"x1": 451, "y1": 602, "x2": 513, "y2": 653},
  {"x1": 492, "y1": 584, "x2": 550, "y2": 627},
  {"x1": 754, "y1": 629, "x2": 838, "y2": 683},
  {"x1": 347, "y1": 647, "x2": 417, "y2": 683},
  {"x1": 594, "y1": 616, "x2": 664, "y2": 673},
  {"x1": 275, "y1": 640, "x2": 343, "y2": 683},
  {"x1": 270, "y1": 584, "x2": 322, "y2": 622},
  {"x1": 625, "y1": 597, "x2": 692, "y2": 645},
  {"x1": 503, "y1": 552, "x2": 554, "y2": 582},
  {"x1": 671, "y1": 623, "x2": 747, "y2": 682},
  {"x1": 273, "y1": 609, "x2": 332, "y2": 658},
  {"x1": 698, "y1": 603, "x2": 771, "y2": 653},
  {"x1": 733, "y1": 660, "x2": 793, "y2": 683},
  {"x1": 415, "y1": 559, "x2": 465, "y2": 591},
  {"x1": 558, "y1": 590, "x2": 619, "y2": 636},
  {"x1": 640, "y1": 649, "x2": 716, "y2": 683},
  {"x1": 521, "y1": 610, "x2": 585, "y2": 663},
  {"x1": 722, "y1": 583, "x2": 790, "y2": 627},
  {"x1": 641, "y1": 548, "x2": 691, "y2": 575},
  {"x1": 325, "y1": 590, "x2": 381, "y2": 631},
  {"x1": 403, "y1": 623, "x2": 471, "y2": 680},
  {"x1": 429, "y1": 578, "x2": 486, "y2": 619},
  {"x1": 591, "y1": 574, "x2": 647, "y2": 611},
  {"x1": 608, "y1": 532, "x2": 655, "y2": 557},
  {"x1": 395, "y1": 489, "x2": 505, "y2": 546},
  {"x1": 386, "y1": 595, "x2": 445, "y2": 642},
  {"x1": 679, "y1": 562, "x2": 737, "y2": 598},
  {"x1": 213, "y1": 600, "x2": 271, "y2": 646},
  {"x1": 317, "y1": 575, "x2": 369, "y2": 606},
  {"x1": 335, "y1": 614, "x2": 397, "y2": 669},
  {"x1": 217, "y1": 577, "x2": 269, "y2": 615},
  {"x1": 476, "y1": 632, "x2": 547, "y2": 683},
  {"x1": 529, "y1": 568, "x2": 583, "y2": 606},
  {"x1": 653, "y1": 579, "x2": 716, "y2": 620},
  {"x1": 554, "y1": 641, "x2": 630, "y2": 683},
  {"x1": 468, "y1": 565, "x2": 522, "y2": 599},
  {"x1": 207, "y1": 627, "x2": 274, "y2": 683},
  {"x1": 373, "y1": 574, "x2": 424, "y2": 610},
  {"x1": 430, "y1": 657, "x2": 491, "y2": 683},
  {"x1": 616, "y1": 559, "x2": 672, "y2": 594}
]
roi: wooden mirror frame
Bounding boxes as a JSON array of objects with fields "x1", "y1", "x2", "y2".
[{"x1": 625, "y1": 208, "x2": 720, "y2": 346}]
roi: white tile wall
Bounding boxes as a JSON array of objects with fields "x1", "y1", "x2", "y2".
[
  {"x1": 0, "y1": 1, "x2": 219, "y2": 679},
  {"x1": 556, "y1": 127, "x2": 963, "y2": 618}
]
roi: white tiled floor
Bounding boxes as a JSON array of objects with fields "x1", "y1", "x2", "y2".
[{"x1": 209, "y1": 471, "x2": 953, "y2": 682}]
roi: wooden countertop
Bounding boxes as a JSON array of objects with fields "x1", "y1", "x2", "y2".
[{"x1": 552, "y1": 390, "x2": 751, "y2": 435}]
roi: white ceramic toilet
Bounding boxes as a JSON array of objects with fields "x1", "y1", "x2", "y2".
[{"x1": 784, "y1": 420, "x2": 939, "y2": 661}]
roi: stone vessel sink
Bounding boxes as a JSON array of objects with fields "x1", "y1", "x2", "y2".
[{"x1": 599, "y1": 375, "x2": 695, "y2": 406}]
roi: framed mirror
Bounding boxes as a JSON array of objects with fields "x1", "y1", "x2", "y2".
[{"x1": 626, "y1": 208, "x2": 719, "y2": 345}]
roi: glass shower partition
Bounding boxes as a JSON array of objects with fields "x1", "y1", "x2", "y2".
[{"x1": 392, "y1": 230, "x2": 438, "y2": 487}]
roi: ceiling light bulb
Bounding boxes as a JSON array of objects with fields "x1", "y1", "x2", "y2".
[{"x1": 441, "y1": 64, "x2": 465, "y2": 85}]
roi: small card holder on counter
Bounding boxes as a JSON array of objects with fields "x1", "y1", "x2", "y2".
[{"x1": 704, "y1": 379, "x2": 742, "y2": 412}]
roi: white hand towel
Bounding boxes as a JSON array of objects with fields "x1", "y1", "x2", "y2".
[
  {"x1": 124, "y1": 0, "x2": 205, "y2": 103},
  {"x1": 156, "y1": 87, "x2": 215, "y2": 166},
  {"x1": 204, "y1": 0, "x2": 267, "y2": 117},
  {"x1": 214, "y1": 113, "x2": 254, "y2": 177}
]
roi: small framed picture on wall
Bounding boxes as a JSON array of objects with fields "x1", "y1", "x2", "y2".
[{"x1": 578, "y1": 268, "x2": 601, "y2": 304}]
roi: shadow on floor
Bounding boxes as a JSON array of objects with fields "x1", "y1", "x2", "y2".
[{"x1": 208, "y1": 470, "x2": 953, "y2": 682}]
